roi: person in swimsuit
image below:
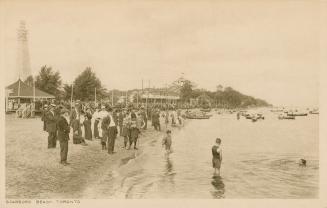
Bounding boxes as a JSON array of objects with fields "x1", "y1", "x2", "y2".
[
  {"x1": 212, "y1": 138, "x2": 222, "y2": 176},
  {"x1": 162, "y1": 130, "x2": 172, "y2": 154}
]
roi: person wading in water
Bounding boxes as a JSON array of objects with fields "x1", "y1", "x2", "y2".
[{"x1": 212, "y1": 138, "x2": 223, "y2": 176}]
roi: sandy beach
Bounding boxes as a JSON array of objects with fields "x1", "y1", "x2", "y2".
[{"x1": 5, "y1": 114, "x2": 166, "y2": 198}]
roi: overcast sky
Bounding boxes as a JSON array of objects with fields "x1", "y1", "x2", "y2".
[{"x1": 2, "y1": 0, "x2": 321, "y2": 106}]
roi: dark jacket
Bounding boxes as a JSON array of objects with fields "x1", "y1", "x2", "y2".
[
  {"x1": 101, "y1": 115, "x2": 111, "y2": 131},
  {"x1": 45, "y1": 110, "x2": 57, "y2": 133},
  {"x1": 41, "y1": 109, "x2": 47, "y2": 121},
  {"x1": 57, "y1": 116, "x2": 70, "y2": 141}
]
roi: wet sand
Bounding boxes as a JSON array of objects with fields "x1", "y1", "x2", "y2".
[{"x1": 5, "y1": 114, "x2": 167, "y2": 198}]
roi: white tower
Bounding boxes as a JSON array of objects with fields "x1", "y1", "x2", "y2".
[{"x1": 17, "y1": 21, "x2": 32, "y2": 80}]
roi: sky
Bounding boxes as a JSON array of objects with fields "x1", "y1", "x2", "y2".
[{"x1": 1, "y1": 0, "x2": 321, "y2": 106}]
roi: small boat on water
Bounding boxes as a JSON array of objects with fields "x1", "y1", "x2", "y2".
[
  {"x1": 309, "y1": 109, "x2": 319, "y2": 114},
  {"x1": 271, "y1": 109, "x2": 284, "y2": 112},
  {"x1": 200, "y1": 108, "x2": 211, "y2": 113},
  {"x1": 287, "y1": 112, "x2": 307, "y2": 116},
  {"x1": 278, "y1": 114, "x2": 295, "y2": 120},
  {"x1": 185, "y1": 110, "x2": 211, "y2": 119},
  {"x1": 185, "y1": 115, "x2": 211, "y2": 119}
]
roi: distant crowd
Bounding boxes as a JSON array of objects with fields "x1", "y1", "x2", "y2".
[{"x1": 41, "y1": 101, "x2": 184, "y2": 165}]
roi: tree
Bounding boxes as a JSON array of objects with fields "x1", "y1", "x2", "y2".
[
  {"x1": 216, "y1": 84, "x2": 223, "y2": 92},
  {"x1": 24, "y1": 75, "x2": 34, "y2": 87},
  {"x1": 35, "y1": 65, "x2": 62, "y2": 98},
  {"x1": 72, "y1": 67, "x2": 105, "y2": 101},
  {"x1": 63, "y1": 84, "x2": 73, "y2": 101},
  {"x1": 180, "y1": 80, "x2": 194, "y2": 102}
]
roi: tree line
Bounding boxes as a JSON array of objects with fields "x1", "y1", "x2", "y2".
[
  {"x1": 179, "y1": 80, "x2": 270, "y2": 108},
  {"x1": 24, "y1": 65, "x2": 270, "y2": 108}
]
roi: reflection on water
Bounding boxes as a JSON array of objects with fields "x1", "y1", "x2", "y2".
[
  {"x1": 99, "y1": 110, "x2": 318, "y2": 198},
  {"x1": 211, "y1": 175, "x2": 225, "y2": 198}
]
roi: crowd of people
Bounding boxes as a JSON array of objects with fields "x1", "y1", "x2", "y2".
[{"x1": 41, "y1": 101, "x2": 184, "y2": 165}]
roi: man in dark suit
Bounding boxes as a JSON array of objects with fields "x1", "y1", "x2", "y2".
[
  {"x1": 57, "y1": 109, "x2": 70, "y2": 165},
  {"x1": 46, "y1": 104, "x2": 57, "y2": 148},
  {"x1": 107, "y1": 107, "x2": 118, "y2": 154}
]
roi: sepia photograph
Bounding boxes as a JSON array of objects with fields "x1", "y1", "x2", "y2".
[{"x1": 0, "y1": 0, "x2": 326, "y2": 207}]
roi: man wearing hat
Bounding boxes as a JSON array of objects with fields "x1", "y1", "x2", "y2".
[
  {"x1": 57, "y1": 109, "x2": 70, "y2": 165},
  {"x1": 99, "y1": 105, "x2": 109, "y2": 149},
  {"x1": 106, "y1": 106, "x2": 118, "y2": 154},
  {"x1": 45, "y1": 104, "x2": 57, "y2": 148}
]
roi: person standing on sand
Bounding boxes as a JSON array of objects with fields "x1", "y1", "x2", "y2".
[
  {"x1": 121, "y1": 111, "x2": 131, "y2": 149},
  {"x1": 129, "y1": 120, "x2": 140, "y2": 150},
  {"x1": 212, "y1": 138, "x2": 223, "y2": 176},
  {"x1": 99, "y1": 105, "x2": 109, "y2": 149},
  {"x1": 45, "y1": 104, "x2": 57, "y2": 148},
  {"x1": 107, "y1": 107, "x2": 118, "y2": 154},
  {"x1": 152, "y1": 109, "x2": 161, "y2": 131},
  {"x1": 57, "y1": 109, "x2": 70, "y2": 165},
  {"x1": 140, "y1": 107, "x2": 147, "y2": 130},
  {"x1": 162, "y1": 130, "x2": 172, "y2": 154},
  {"x1": 118, "y1": 109, "x2": 124, "y2": 136},
  {"x1": 83, "y1": 113, "x2": 92, "y2": 141},
  {"x1": 92, "y1": 106, "x2": 100, "y2": 139}
]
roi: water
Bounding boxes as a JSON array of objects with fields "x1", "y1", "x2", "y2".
[{"x1": 94, "y1": 110, "x2": 319, "y2": 198}]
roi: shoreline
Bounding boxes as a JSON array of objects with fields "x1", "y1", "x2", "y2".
[{"x1": 5, "y1": 114, "x2": 173, "y2": 198}]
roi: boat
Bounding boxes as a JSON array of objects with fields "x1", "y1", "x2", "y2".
[
  {"x1": 245, "y1": 114, "x2": 252, "y2": 119},
  {"x1": 309, "y1": 109, "x2": 319, "y2": 114},
  {"x1": 270, "y1": 109, "x2": 284, "y2": 112},
  {"x1": 185, "y1": 114, "x2": 211, "y2": 119},
  {"x1": 287, "y1": 113, "x2": 307, "y2": 116},
  {"x1": 278, "y1": 115, "x2": 295, "y2": 120},
  {"x1": 200, "y1": 108, "x2": 211, "y2": 113},
  {"x1": 256, "y1": 113, "x2": 265, "y2": 120}
]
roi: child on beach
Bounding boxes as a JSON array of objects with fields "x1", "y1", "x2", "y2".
[
  {"x1": 162, "y1": 130, "x2": 173, "y2": 154},
  {"x1": 212, "y1": 138, "x2": 222, "y2": 176}
]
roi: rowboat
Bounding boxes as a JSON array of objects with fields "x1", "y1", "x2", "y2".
[
  {"x1": 287, "y1": 113, "x2": 307, "y2": 116},
  {"x1": 185, "y1": 115, "x2": 211, "y2": 119},
  {"x1": 278, "y1": 115, "x2": 295, "y2": 120}
]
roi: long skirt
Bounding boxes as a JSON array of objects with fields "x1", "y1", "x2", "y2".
[{"x1": 94, "y1": 120, "x2": 99, "y2": 138}]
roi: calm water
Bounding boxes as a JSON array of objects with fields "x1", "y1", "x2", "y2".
[{"x1": 94, "y1": 109, "x2": 319, "y2": 198}]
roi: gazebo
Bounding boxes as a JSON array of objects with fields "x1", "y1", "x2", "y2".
[{"x1": 5, "y1": 79, "x2": 55, "y2": 113}]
